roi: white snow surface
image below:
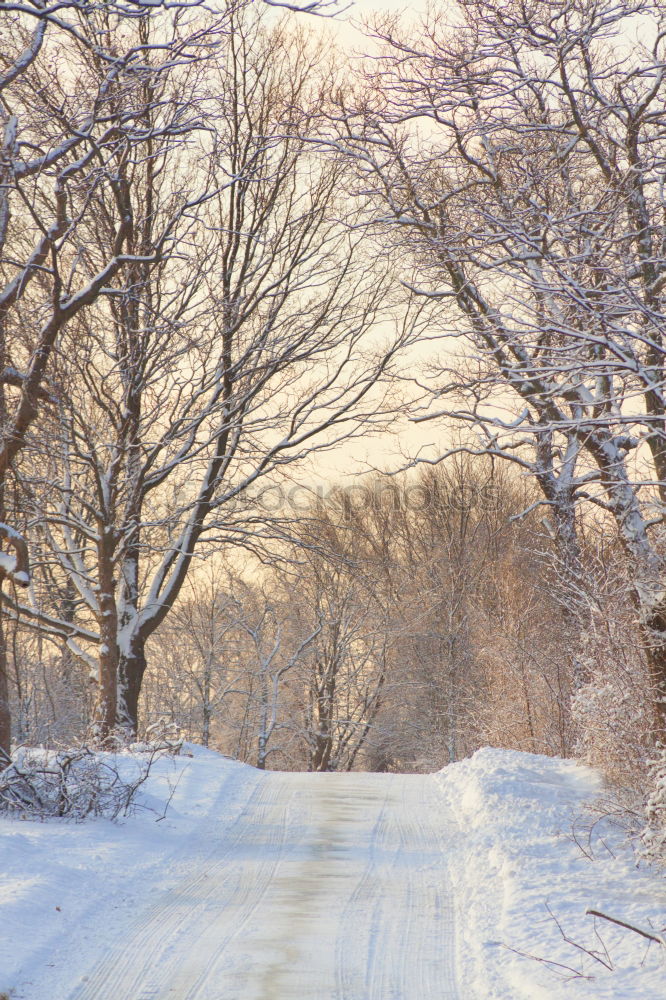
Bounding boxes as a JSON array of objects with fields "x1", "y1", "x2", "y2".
[
  {"x1": 0, "y1": 744, "x2": 662, "y2": 999},
  {"x1": 436, "y1": 749, "x2": 665, "y2": 999}
]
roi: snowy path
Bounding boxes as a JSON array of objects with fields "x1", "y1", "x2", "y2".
[
  {"x1": 3, "y1": 748, "x2": 664, "y2": 999},
  {"x1": 67, "y1": 771, "x2": 459, "y2": 1000}
]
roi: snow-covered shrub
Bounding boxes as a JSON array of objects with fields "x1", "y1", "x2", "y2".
[
  {"x1": 96, "y1": 718, "x2": 183, "y2": 755},
  {"x1": 8, "y1": 631, "x2": 93, "y2": 747},
  {"x1": 641, "y1": 747, "x2": 666, "y2": 862},
  {"x1": 572, "y1": 672, "x2": 652, "y2": 787},
  {"x1": 562, "y1": 552, "x2": 666, "y2": 859},
  {"x1": 0, "y1": 746, "x2": 159, "y2": 820},
  {"x1": 563, "y1": 542, "x2": 654, "y2": 787}
]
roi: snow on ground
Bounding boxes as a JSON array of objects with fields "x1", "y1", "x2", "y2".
[
  {"x1": 0, "y1": 745, "x2": 262, "y2": 1000},
  {"x1": 437, "y1": 748, "x2": 665, "y2": 1000},
  {"x1": 0, "y1": 744, "x2": 663, "y2": 999}
]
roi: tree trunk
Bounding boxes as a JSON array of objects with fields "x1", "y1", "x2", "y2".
[
  {"x1": 202, "y1": 659, "x2": 212, "y2": 748},
  {"x1": 257, "y1": 668, "x2": 269, "y2": 769},
  {"x1": 0, "y1": 594, "x2": 10, "y2": 763},
  {"x1": 311, "y1": 730, "x2": 332, "y2": 772},
  {"x1": 0, "y1": 339, "x2": 9, "y2": 762},
  {"x1": 118, "y1": 633, "x2": 148, "y2": 737},
  {"x1": 639, "y1": 595, "x2": 666, "y2": 739},
  {"x1": 311, "y1": 658, "x2": 335, "y2": 772},
  {"x1": 94, "y1": 539, "x2": 118, "y2": 740}
]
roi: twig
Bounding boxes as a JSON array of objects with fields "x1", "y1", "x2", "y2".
[
  {"x1": 547, "y1": 902, "x2": 613, "y2": 970},
  {"x1": 586, "y1": 909, "x2": 666, "y2": 947},
  {"x1": 156, "y1": 763, "x2": 189, "y2": 822},
  {"x1": 502, "y1": 944, "x2": 594, "y2": 981}
]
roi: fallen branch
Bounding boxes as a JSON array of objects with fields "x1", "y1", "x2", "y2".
[{"x1": 586, "y1": 909, "x2": 665, "y2": 947}]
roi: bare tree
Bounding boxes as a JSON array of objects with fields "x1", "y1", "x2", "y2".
[
  {"x1": 336, "y1": 0, "x2": 666, "y2": 738},
  {"x1": 282, "y1": 545, "x2": 392, "y2": 772},
  {"x1": 146, "y1": 567, "x2": 248, "y2": 748},
  {"x1": 130, "y1": 456, "x2": 577, "y2": 771},
  {"x1": 315, "y1": 459, "x2": 568, "y2": 767},
  {"x1": 0, "y1": 0, "x2": 228, "y2": 755},
  {"x1": 229, "y1": 591, "x2": 321, "y2": 770},
  {"x1": 146, "y1": 565, "x2": 321, "y2": 766},
  {"x1": 6, "y1": 8, "x2": 413, "y2": 739}
]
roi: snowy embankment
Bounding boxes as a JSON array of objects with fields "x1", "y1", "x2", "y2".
[
  {"x1": 0, "y1": 744, "x2": 663, "y2": 1000},
  {"x1": 437, "y1": 749, "x2": 665, "y2": 999}
]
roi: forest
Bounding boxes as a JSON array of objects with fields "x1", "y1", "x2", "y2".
[{"x1": 1, "y1": 0, "x2": 665, "y2": 854}]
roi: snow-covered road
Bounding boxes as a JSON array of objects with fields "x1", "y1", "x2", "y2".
[
  {"x1": 69, "y1": 771, "x2": 459, "y2": 1000},
  {"x1": 3, "y1": 746, "x2": 664, "y2": 1000}
]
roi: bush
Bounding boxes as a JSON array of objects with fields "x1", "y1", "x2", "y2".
[
  {"x1": 641, "y1": 747, "x2": 666, "y2": 862},
  {"x1": 0, "y1": 740, "x2": 177, "y2": 821}
]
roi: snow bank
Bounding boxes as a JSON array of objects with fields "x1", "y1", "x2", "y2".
[
  {"x1": 0, "y1": 744, "x2": 258, "y2": 1000},
  {"x1": 436, "y1": 748, "x2": 665, "y2": 1000}
]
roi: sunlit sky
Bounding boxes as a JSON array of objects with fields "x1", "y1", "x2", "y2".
[
  {"x1": 281, "y1": 0, "x2": 445, "y2": 488},
  {"x1": 319, "y1": 0, "x2": 427, "y2": 49}
]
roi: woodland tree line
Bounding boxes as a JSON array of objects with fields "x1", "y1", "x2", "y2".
[{"x1": 1, "y1": 0, "x2": 666, "y2": 836}]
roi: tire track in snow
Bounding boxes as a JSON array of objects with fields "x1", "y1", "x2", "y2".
[
  {"x1": 66, "y1": 771, "x2": 291, "y2": 1000},
  {"x1": 228, "y1": 773, "x2": 395, "y2": 1000},
  {"x1": 333, "y1": 775, "x2": 398, "y2": 1000},
  {"x1": 160, "y1": 775, "x2": 297, "y2": 1000},
  {"x1": 389, "y1": 775, "x2": 458, "y2": 1000},
  {"x1": 334, "y1": 774, "x2": 459, "y2": 1000},
  {"x1": 66, "y1": 770, "x2": 460, "y2": 1000}
]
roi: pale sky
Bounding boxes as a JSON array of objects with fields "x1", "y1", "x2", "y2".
[
  {"x1": 303, "y1": 0, "x2": 444, "y2": 485},
  {"x1": 325, "y1": 0, "x2": 426, "y2": 47}
]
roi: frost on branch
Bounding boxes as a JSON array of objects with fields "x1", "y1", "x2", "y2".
[{"x1": 0, "y1": 523, "x2": 29, "y2": 589}]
